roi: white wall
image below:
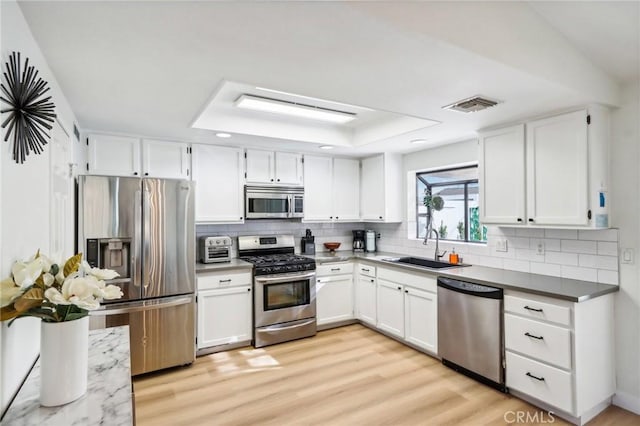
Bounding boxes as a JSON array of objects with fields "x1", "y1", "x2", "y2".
[
  {"x1": 610, "y1": 82, "x2": 640, "y2": 413},
  {"x1": 0, "y1": 0, "x2": 77, "y2": 414}
]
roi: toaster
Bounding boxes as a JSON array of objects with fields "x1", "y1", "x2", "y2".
[{"x1": 198, "y1": 236, "x2": 232, "y2": 263}]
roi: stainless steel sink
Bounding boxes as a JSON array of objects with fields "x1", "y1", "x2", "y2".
[{"x1": 382, "y1": 256, "x2": 469, "y2": 270}]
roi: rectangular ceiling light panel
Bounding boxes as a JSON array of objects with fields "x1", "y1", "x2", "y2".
[{"x1": 235, "y1": 94, "x2": 357, "y2": 124}]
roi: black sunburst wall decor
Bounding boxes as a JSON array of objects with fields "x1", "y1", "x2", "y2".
[{"x1": 0, "y1": 51, "x2": 56, "y2": 164}]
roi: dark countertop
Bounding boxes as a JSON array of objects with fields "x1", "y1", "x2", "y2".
[{"x1": 306, "y1": 250, "x2": 618, "y2": 303}]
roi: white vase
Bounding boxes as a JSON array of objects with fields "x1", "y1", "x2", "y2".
[{"x1": 39, "y1": 315, "x2": 89, "y2": 407}]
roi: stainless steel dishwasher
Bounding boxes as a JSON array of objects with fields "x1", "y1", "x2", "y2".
[{"x1": 437, "y1": 277, "x2": 505, "y2": 391}]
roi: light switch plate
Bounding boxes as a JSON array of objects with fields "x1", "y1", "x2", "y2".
[
  {"x1": 536, "y1": 242, "x2": 545, "y2": 255},
  {"x1": 495, "y1": 239, "x2": 508, "y2": 252},
  {"x1": 622, "y1": 248, "x2": 634, "y2": 264}
]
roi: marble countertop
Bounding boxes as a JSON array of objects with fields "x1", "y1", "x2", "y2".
[
  {"x1": 196, "y1": 258, "x2": 253, "y2": 273},
  {"x1": 308, "y1": 250, "x2": 618, "y2": 302},
  {"x1": 2, "y1": 326, "x2": 133, "y2": 425}
]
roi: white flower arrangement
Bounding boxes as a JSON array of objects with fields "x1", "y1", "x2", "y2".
[{"x1": 1, "y1": 251, "x2": 123, "y2": 323}]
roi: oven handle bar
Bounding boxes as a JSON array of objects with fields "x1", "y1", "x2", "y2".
[
  {"x1": 255, "y1": 271, "x2": 316, "y2": 284},
  {"x1": 260, "y1": 318, "x2": 316, "y2": 332}
]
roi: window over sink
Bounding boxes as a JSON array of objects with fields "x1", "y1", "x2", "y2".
[{"x1": 416, "y1": 165, "x2": 487, "y2": 243}]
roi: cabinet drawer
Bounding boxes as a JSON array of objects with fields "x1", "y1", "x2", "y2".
[
  {"x1": 197, "y1": 271, "x2": 252, "y2": 290},
  {"x1": 505, "y1": 294, "x2": 571, "y2": 327},
  {"x1": 505, "y1": 314, "x2": 572, "y2": 370},
  {"x1": 316, "y1": 262, "x2": 354, "y2": 277},
  {"x1": 506, "y1": 351, "x2": 573, "y2": 414},
  {"x1": 377, "y1": 267, "x2": 436, "y2": 293},
  {"x1": 357, "y1": 264, "x2": 376, "y2": 278}
]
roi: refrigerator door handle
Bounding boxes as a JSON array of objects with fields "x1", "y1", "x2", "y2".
[
  {"x1": 90, "y1": 296, "x2": 193, "y2": 315},
  {"x1": 133, "y1": 189, "x2": 142, "y2": 289},
  {"x1": 142, "y1": 188, "x2": 152, "y2": 291}
]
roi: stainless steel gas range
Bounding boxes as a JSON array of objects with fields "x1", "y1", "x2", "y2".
[{"x1": 238, "y1": 235, "x2": 317, "y2": 348}]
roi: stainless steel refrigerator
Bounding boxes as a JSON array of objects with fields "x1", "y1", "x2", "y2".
[{"x1": 77, "y1": 175, "x2": 195, "y2": 375}]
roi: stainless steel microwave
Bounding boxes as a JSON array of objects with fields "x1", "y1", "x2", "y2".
[{"x1": 245, "y1": 186, "x2": 304, "y2": 219}]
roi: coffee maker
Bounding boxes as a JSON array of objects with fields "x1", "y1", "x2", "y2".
[{"x1": 352, "y1": 230, "x2": 366, "y2": 252}]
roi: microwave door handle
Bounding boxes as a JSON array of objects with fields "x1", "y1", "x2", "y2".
[{"x1": 288, "y1": 194, "x2": 293, "y2": 218}]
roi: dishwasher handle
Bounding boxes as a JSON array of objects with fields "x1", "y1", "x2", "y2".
[{"x1": 437, "y1": 277, "x2": 503, "y2": 300}]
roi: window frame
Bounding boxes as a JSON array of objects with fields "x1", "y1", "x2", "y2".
[{"x1": 415, "y1": 165, "x2": 486, "y2": 244}]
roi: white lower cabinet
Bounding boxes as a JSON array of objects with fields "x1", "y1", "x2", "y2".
[
  {"x1": 196, "y1": 270, "x2": 253, "y2": 350},
  {"x1": 504, "y1": 290, "x2": 615, "y2": 423},
  {"x1": 374, "y1": 266, "x2": 438, "y2": 354},
  {"x1": 316, "y1": 274, "x2": 354, "y2": 326},
  {"x1": 197, "y1": 287, "x2": 252, "y2": 349},
  {"x1": 404, "y1": 286, "x2": 437, "y2": 353},
  {"x1": 355, "y1": 274, "x2": 377, "y2": 326},
  {"x1": 376, "y1": 279, "x2": 405, "y2": 338}
]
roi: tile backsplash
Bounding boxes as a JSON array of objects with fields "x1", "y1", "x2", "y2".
[
  {"x1": 196, "y1": 221, "x2": 364, "y2": 258},
  {"x1": 366, "y1": 223, "x2": 620, "y2": 285},
  {"x1": 197, "y1": 221, "x2": 620, "y2": 285}
]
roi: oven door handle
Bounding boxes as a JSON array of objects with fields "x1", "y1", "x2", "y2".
[
  {"x1": 255, "y1": 271, "x2": 316, "y2": 284},
  {"x1": 260, "y1": 318, "x2": 316, "y2": 332}
]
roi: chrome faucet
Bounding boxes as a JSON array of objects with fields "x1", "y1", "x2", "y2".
[{"x1": 423, "y1": 227, "x2": 447, "y2": 261}]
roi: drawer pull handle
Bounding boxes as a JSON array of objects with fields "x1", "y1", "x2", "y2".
[
  {"x1": 362, "y1": 268, "x2": 370, "y2": 272},
  {"x1": 331, "y1": 268, "x2": 341, "y2": 272},
  {"x1": 524, "y1": 332, "x2": 544, "y2": 340},
  {"x1": 526, "y1": 372, "x2": 545, "y2": 382},
  {"x1": 219, "y1": 279, "x2": 232, "y2": 283},
  {"x1": 524, "y1": 305, "x2": 543, "y2": 313}
]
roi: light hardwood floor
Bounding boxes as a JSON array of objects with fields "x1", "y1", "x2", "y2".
[{"x1": 134, "y1": 324, "x2": 638, "y2": 426}]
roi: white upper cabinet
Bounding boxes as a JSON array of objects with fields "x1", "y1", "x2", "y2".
[
  {"x1": 87, "y1": 134, "x2": 141, "y2": 177},
  {"x1": 192, "y1": 144, "x2": 244, "y2": 223},
  {"x1": 304, "y1": 156, "x2": 361, "y2": 222},
  {"x1": 479, "y1": 124, "x2": 526, "y2": 224},
  {"x1": 303, "y1": 155, "x2": 334, "y2": 221},
  {"x1": 479, "y1": 107, "x2": 609, "y2": 228},
  {"x1": 275, "y1": 152, "x2": 303, "y2": 185},
  {"x1": 141, "y1": 139, "x2": 190, "y2": 179},
  {"x1": 245, "y1": 149, "x2": 303, "y2": 185},
  {"x1": 360, "y1": 153, "x2": 402, "y2": 222},
  {"x1": 526, "y1": 110, "x2": 588, "y2": 226},
  {"x1": 87, "y1": 134, "x2": 190, "y2": 179},
  {"x1": 245, "y1": 149, "x2": 274, "y2": 184},
  {"x1": 332, "y1": 158, "x2": 360, "y2": 221}
]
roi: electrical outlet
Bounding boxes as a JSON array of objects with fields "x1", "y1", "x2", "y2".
[
  {"x1": 536, "y1": 242, "x2": 545, "y2": 255},
  {"x1": 495, "y1": 239, "x2": 508, "y2": 252},
  {"x1": 622, "y1": 248, "x2": 635, "y2": 264}
]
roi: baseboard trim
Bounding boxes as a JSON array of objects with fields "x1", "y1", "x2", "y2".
[{"x1": 613, "y1": 391, "x2": 640, "y2": 415}]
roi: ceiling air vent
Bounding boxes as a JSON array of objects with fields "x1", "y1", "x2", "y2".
[{"x1": 443, "y1": 96, "x2": 501, "y2": 113}]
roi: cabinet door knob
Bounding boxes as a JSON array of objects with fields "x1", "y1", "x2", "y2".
[
  {"x1": 277, "y1": 178, "x2": 280, "y2": 182},
  {"x1": 404, "y1": 290, "x2": 408, "y2": 293},
  {"x1": 133, "y1": 172, "x2": 138, "y2": 176},
  {"x1": 270, "y1": 179, "x2": 274, "y2": 182},
  {"x1": 144, "y1": 172, "x2": 149, "y2": 176},
  {"x1": 336, "y1": 216, "x2": 339, "y2": 220},
  {"x1": 247, "y1": 288, "x2": 251, "y2": 292},
  {"x1": 240, "y1": 217, "x2": 243, "y2": 220},
  {"x1": 528, "y1": 218, "x2": 535, "y2": 222},
  {"x1": 517, "y1": 218, "x2": 523, "y2": 222},
  {"x1": 370, "y1": 279, "x2": 374, "y2": 282},
  {"x1": 379, "y1": 216, "x2": 383, "y2": 220},
  {"x1": 330, "y1": 216, "x2": 333, "y2": 219},
  {"x1": 397, "y1": 286, "x2": 402, "y2": 290}
]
